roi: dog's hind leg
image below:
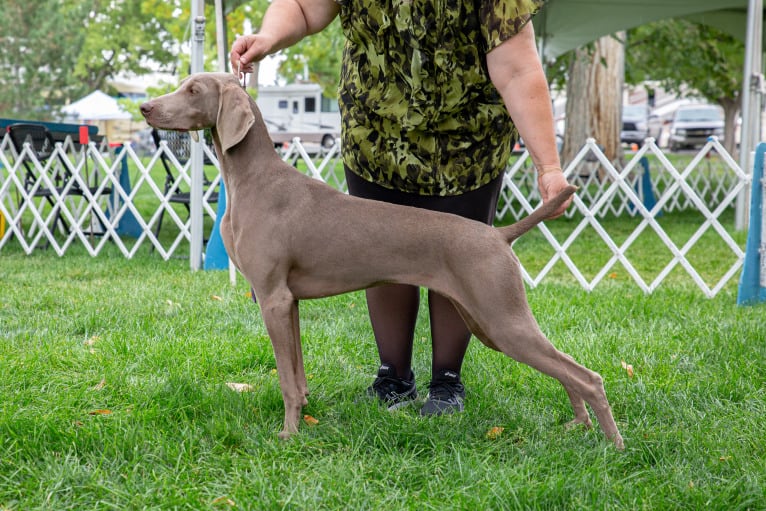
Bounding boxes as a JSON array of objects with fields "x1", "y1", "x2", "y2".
[
  {"x1": 259, "y1": 288, "x2": 307, "y2": 439},
  {"x1": 491, "y1": 325, "x2": 623, "y2": 449},
  {"x1": 455, "y1": 298, "x2": 622, "y2": 448}
]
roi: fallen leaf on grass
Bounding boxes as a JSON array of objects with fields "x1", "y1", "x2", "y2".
[
  {"x1": 303, "y1": 415, "x2": 319, "y2": 426},
  {"x1": 226, "y1": 382, "x2": 254, "y2": 393},
  {"x1": 88, "y1": 409, "x2": 112, "y2": 416},
  {"x1": 245, "y1": 291, "x2": 253, "y2": 299},
  {"x1": 486, "y1": 426, "x2": 505, "y2": 439},
  {"x1": 84, "y1": 335, "x2": 100, "y2": 346},
  {"x1": 91, "y1": 378, "x2": 106, "y2": 391},
  {"x1": 621, "y1": 360, "x2": 635, "y2": 378},
  {"x1": 609, "y1": 272, "x2": 618, "y2": 279},
  {"x1": 211, "y1": 295, "x2": 223, "y2": 301},
  {"x1": 719, "y1": 455, "x2": 732, "y2": 462},
  {"x1": 211, "y1": 496, "x2": 236, "y2": 507}
]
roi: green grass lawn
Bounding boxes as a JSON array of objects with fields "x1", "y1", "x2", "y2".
[{"x1": 1, "y1": 247, "x2": 764, "y2": 510}]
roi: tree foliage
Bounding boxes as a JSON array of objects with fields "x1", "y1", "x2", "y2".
[
  {"x1": 625, "y1": 19, "x2": 744, "y2": 153},
  {"x1": 0, "y1": 0, "x2": 271, "y2": 120},
  {"x1": 0, "y1": 1, "x2": 91, "y2": 119},
  {"x1": 76, "y1": 1, "x2": 180, "y2": 89},
  {"x1": 626, "y1": 20, "x2": 743, "y2": 105},
  {"x1": 0, "y1": 0, "x2": 186, "y2": 119},
  {"x1": 279, "y1": 19, "x2": 344, "y2": 98}
]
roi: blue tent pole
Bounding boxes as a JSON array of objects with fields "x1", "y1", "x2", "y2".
[{"x1": 737, "y1": 142, "x2": 766, "y2": 305}]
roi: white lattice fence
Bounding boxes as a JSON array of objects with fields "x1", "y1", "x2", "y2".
[
  {"x1": 499, "y1": 138, "x2": 748, "y2": 296},
  {"x1": 0, "y1": 133, "x2": 749, "y2": 297}
]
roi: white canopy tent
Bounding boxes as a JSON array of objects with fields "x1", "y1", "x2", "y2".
[
  {"x1": 61, "y1": 90, "x2": 131, "y2": 121},
  {"x1": 61, "y1": 89, "x2": 134, "y2": 143}
]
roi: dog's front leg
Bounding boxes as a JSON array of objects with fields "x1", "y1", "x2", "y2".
[{"x1": 259, "y1": 289, "x2": 306, "y2": 439}]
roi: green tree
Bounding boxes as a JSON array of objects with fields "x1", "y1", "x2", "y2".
[
  {"x1": 0, "y1": 0, "x2": 183, "y2": 119},
  {"x1": 0, "y1": 1, "x2": 91, "y2": 119},
  {"x1": 279, "y1": 18, "x2": 344, "y2": 98},
  {"x1": 0, "y1": 0, "x2": 339, "y2": 121},
  {"x1": 625, "y1": 19, "x2": 744, "y2": 155},
  {"x1": 75, "y1": 0, "x2": 180, "y2": 91}
]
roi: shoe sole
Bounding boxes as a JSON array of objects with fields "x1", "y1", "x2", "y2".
[
  {"x1": 386, "y1": 396, "x2": 417, "y2": 411},
  {"x1": 420, "y1": 399, "x2": 464, "y2": 416}
]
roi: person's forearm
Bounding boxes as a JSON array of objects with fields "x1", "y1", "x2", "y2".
[
  {"x1": 487, "y1": 23, "x2": 561, "y2": 173},
  {"x1": 502, "y1": 69, "x2": 561, "y2": 173}
]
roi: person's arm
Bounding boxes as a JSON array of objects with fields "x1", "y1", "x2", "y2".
[
  {"x1": 230, "y1": 0, "x2": 340, "y2": 73},
  {"x1": 486, "y1": 22, "x2": 571, "y2": 217}
]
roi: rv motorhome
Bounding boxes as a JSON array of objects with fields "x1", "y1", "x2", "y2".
[{"x1": 256, "y1": 83, "x2": 341, "y2": 148}]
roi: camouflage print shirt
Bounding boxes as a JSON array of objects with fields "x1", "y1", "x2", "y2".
[{"x1": 336, "y1": 0, "x2": 544, "y2": 196}]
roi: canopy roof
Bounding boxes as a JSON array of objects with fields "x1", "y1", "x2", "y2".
[{"x1": 533, "y1": 0, "x2": 764, "y2": 60}]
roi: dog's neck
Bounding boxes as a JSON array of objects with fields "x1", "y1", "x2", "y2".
[{"x1": 213, "y1": 96, "x2": 282, "y2": 189}]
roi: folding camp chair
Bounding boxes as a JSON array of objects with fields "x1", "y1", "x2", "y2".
[
  {"x1": 7, "y1": 123, "x2": 78, "y2": 237},
  {"x1": 150, "y1": 128, "x2": 219, "y2": 241}
]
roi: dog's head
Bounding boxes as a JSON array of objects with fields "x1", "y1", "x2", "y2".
[{"x1": 140, "y1": 72, "x2": 255, "y2": 153}]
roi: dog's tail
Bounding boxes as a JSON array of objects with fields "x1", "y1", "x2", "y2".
[{"x1": 498, "y1": 185, "x2": 577, "y2": 244}]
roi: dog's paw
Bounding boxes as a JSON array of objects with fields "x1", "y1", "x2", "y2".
[{"x1": 564, "y1": 416, "x2": 593, "y2": 431}]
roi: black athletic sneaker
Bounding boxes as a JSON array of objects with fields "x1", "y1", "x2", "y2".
[
  {"x1": 420, "y1": 369, "x2": 465, "y2": 416},
  {"x1": 367, "y1": 364, "x2": 418, "y2": 410}
]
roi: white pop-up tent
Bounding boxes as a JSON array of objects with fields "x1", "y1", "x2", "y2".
[
  {"x1": 61, "y1": 90, "x2": 131, "y2": 121},
  {"x1": 61, "y1": 90, "x2": 135, "y2": 143}
]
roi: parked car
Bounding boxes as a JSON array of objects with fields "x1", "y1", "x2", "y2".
[
  {"x1": 668, "y1": 104, "x2": 724, "y2": 151},
  {"x1": 621, "y1": 104, "x2": 662, "y2": 146}
]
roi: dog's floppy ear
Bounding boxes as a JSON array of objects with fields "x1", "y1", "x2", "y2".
[{"x1": 217, "y1": 84, "x2": 255, "y2": 153}]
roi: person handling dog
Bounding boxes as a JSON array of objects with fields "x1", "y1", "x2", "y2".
[{"x1": 230, "y1": 0, "x2": 571, "y2": 416}]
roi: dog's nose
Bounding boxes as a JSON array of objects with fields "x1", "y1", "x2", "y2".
[{"x1": 139, "y1": 102, "x2": 153, "y2": 118}]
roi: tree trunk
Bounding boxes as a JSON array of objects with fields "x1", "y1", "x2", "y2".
[
  {"x1": 561, "y1": 47, "x2": 591, "y2": 166},
  {"x1": 562, "y1": 33, "x2": 625, "y2": 172}
]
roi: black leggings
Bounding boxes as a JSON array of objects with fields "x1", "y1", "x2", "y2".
[{"x1": 345, "y1": 168, "x2": 504, "y2": 379}]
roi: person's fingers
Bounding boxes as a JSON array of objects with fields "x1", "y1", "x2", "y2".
[
  {"x1": 230, "y1": 35, "x2": 262, "y2": 75},
  {"x1": 230, "y1": 37, "x2": 247, "y2": 72}
]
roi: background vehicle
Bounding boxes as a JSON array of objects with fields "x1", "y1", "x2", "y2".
[
  {"x1": 256, "y1": 83, "x2": 340, "y2": 149},
  {"x1": 668, "y1": 104, "x2": 724, "y2": 151},
  {"x1": 621, "y1": 104, "x2": 662, "y2": 146}
]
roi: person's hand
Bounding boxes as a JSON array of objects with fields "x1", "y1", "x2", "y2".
[
  {"x1": 230, "y1": 34, "x2": 275, "y2": 76},
  {"x1": 538, "y1": 168, "x2": 573, "y2": 218}
]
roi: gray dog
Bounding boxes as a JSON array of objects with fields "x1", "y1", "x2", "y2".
[{"x1": 141, "y1": 72, "x2": 623, "y2": 449}]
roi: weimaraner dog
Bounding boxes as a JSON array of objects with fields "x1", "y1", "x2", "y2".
[{"x1": 140, "y1": 73, "x2": 623, "y2": 449}]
